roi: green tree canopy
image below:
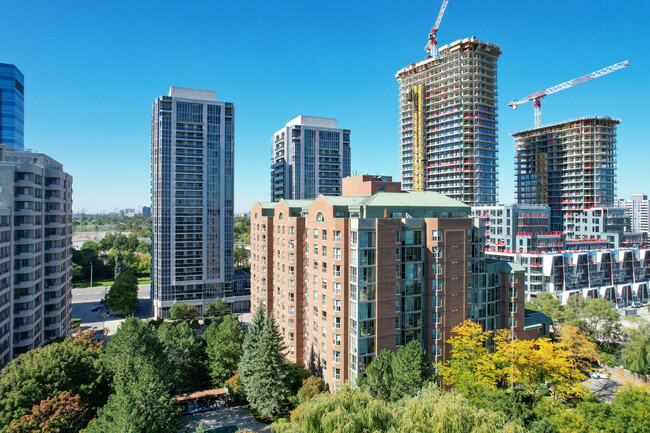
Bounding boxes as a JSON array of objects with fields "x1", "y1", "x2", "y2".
[
  {"x1": 240, "y1": 306, "x2": 290, "y2": 418},
  {"x1": 203, "y1": 315, "x2": 244, "y2": 387},
  {"x1": 169, "y1": 303, "x2": 199, "y2": 320},
  {"x1": 157, "y1": 322, "x2": 210, "y2": 393},
  {"x1": 105, "y1": 270, "x2": 138, "y2": 314},
  {"x1": 390, "y1": 340, "x2": 429, "y2": 400},
  {"x1": 0, "y1": 331, "x2": 110, "y2": 429},
  {"x1": 362, "y1": 349, "x2": 394, "y2": 401},
  {"x1": 622, "y1": 322, "x2": 650, "y2": 375},
  {"x1": 206, "y1": 299, "x2": 229, "y2": 317},
  {"x1": 84, "y1": 360, "x2": 177, "y2": 433}
]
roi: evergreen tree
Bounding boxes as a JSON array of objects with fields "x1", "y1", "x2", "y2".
[
  {"x1": 363, "y1": 349, "x2": 394, "y2": 401},
  {"x1": 114, "y1": 251, "x2": 125, "y2": 279},
  {"x1": 239, "y1": 303, "x2": 266, "y2": 397},
  {"x1": 203, "y1": 315, "x2": 244, "y2": 387},
  {"x1": 239, "y1": 305, "x2": 290, "y2": 418},
  {"x1": 391, "y1": 340, "x2": 429, "y2": 400}
]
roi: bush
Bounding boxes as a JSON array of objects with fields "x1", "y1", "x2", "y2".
[
  {"x1": 169, "y1": 303, "x2": 199, "y2": 320},
  {"x1": 225, "y1": 373, "x2": 246, "y2": 404}
]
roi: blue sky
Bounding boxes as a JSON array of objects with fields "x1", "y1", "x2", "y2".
[{"x1": 1, "y1": 0, "x2": 648, "y2": 213}]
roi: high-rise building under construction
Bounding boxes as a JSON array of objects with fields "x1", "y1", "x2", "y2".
[
  {"x1": 396, "y1": 37, "x2": 502, "y2": 206},
  {"x1": 513, "y1": 117, "x2": 619, "y2": 231}
]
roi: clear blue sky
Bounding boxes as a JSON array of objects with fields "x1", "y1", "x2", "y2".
[{"x1": 1, "y1": 0, "x2": 648, "y2": 213}]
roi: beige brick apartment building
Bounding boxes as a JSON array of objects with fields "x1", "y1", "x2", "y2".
[{"x1": 250, "y1": 176, "x2": 529, "y2": 388}]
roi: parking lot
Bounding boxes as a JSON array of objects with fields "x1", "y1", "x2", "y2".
[{"x1": 71, "y1": 285, "x2": 153, "y2": 337}]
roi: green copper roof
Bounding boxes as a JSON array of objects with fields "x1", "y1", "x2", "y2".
[
  {"x1": 485, "y1": 258, "x2": 526, "y2": 274},
  {"x1": 524, "y1": 309, "x2": 553, "y2": 330},
  {"x1": 364, "y1": 191, "x2": 469, "y2": 209}
]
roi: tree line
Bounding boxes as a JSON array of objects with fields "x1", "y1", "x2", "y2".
[{"x1": 73, "y1": 233, "x2": 151, "y2": 284}]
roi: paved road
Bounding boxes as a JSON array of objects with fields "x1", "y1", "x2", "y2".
[
  {"x1": 71, "y1": 285, "x2": 153, "y2": 336},
  {"x1": 584, "y1": 376, "x2": 621, "y2": 403}
]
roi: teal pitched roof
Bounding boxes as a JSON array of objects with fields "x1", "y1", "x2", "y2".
[{"x1": 524, "y1": 309, "x2": 553, "y2": 330}]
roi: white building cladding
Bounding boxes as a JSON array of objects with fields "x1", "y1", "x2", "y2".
[
  {"x1": 487, "y1": 249, "x2": 650, "y2": 307},
  {"x1": 151, "y1": 87, "x2": 234, "y2": 319},
  {"x1": 271, "y1": 115, "x2": 351, "y2": 201},
  {"x1": 618, "y1": 194, "x2": 650, "y2": 235},
  {"x1": 0, "y1": 144, "x2": 73, "y2": 368}
]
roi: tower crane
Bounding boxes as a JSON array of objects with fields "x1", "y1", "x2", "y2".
[
  {"x1": 509, "y1": 60, "x2": 629, "y2": 128},
  {"x1": 425, "y1": 0, "x2": 450, "y2": 60}
]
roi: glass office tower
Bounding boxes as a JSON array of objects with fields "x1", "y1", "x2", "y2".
[{"x1": 0, "y1": 63, "x2": 25, "y2": 151}]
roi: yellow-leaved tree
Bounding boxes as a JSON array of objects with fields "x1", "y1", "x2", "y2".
[{"x1": 441, "y1": 321, "x2": 599, "y2": 399}]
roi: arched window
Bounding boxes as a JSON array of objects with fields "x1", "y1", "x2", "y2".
[
  {"x1": 254, "y1": 212, "x2": 258, "y2": 219},
  {"x1": 316, "y1": 212, "x2": 324, "y2": 223},
  {"x1": 278, "y1": 212, "x2": 284, "y2": 221}
]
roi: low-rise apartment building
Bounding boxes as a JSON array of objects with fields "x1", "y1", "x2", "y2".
[{"x1": 473, "y1": 204, "x2": 650, "y2": 305}]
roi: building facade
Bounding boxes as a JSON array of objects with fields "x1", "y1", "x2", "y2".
[
  {"x1": 271, "y1": 116, "x2": 350, "y2": 202},
  {"x1": 396, "y1": 37, "x2": 501, "y2": 205},
  {"x1": 513, "y1": 117, "x2": 619, "y2": 231},
  {"x1": 251, "y1": 182, "x2": 526, "y2": 388},
  {"x1": 0, "y1": 63, "x2": 25, "y2": 151},
  {"x1": 618, "y1": 194, "x2": 649, "y2": 234},
  {"x1": 473, "y1": 204, "x2": 650, "y2": 305},
  {"x1": 0, "y1": 144, "x2": 73, "y2": 368},
  {"x1": 151, "y1": 87, "x2": 234, "y2": 319}
]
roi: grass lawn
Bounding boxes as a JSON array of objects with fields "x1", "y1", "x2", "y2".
[{"x1": 73, "y1": 276, "x2": 151, "y2": 288}]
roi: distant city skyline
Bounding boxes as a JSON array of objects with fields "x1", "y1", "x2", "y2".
[{"x1": 1, "y1": 0, "x2": 648, "y2": 213}]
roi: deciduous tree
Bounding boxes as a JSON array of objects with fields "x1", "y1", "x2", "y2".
[
  {"x1": 203, "y1": 315, "x2": 244, "y2": 387},
  {"x1": 168, "y1": 302, "x2": 199, "y2": 320},
  {"x1": 0, "y1": 331, "x2": 110, "y2": 429},
  {"x1": 6, "y1": 392, "x2": 88, "y2": 433},
  {"x1": 158, "y1": 321, "x2": 209, "y2": 393},
  {"x1": 105, "y1": 270, "x2": 138, "y2": 314}
]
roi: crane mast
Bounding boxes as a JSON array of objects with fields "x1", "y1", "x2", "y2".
[
  {"x1": 425, "y1": 0, "x2": 450, "y2": 59},
  {"x1": 509, "y1": 60, "x2": 630, "y2": 128}
]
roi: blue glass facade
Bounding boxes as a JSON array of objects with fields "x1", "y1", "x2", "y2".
[{"x1": 0, "y1": 63, "x2": 24, "y2": 151}]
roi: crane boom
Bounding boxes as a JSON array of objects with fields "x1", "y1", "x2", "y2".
[
  {"x1": 425, "y1": 0, "x2": 450, "y2": 59},
  {"x1": 509, "y1": 60, "x2": 629, "y2": 128}
]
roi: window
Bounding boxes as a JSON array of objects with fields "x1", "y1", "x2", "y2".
[
  {"x1": 333, "y1": 248, "x2": 341, "y2": 260},
  {"x1": 316, "y1": 212, "x2": 324, "y2": 222},
  {"x1": 313, "y1": 306, "x2": 318, "y2": 318},
  {"x1": 313, "y1": 245, "x2": 318, "y2": 255},
  {"x1": 395, "y1": 299, "x2": 401, "y2": 313},
  {"x1": 333, "y1": 334, "x2": 341, "y2": 346},
  {"x1": 334, "y1": 316, "x2": 341, "y2": 329},
  {"x1": 333, "y1": 282, "x2": 341, "y2": 295},
  {"x1": 432, "y1": 247, "x2": 442, "y2": 259},
  {"x1": 333, "y1": 368, "x2": 341, "y2": 381},
  {"x1": 432, "y1": 312, "x2": 442, "y2": 324},
  {"x1": 322, "y1": 230, "x2": 327, "y2": 241},
  {"x1": 334, "y1": 230, "x2": 341, "y2": 242},
  {"x1": 432, "y1": 344, "x2": 442, "y2": 357},
  {"x1": 314, "y1": 260, "x2": 318, "y2": 271},
  {"x1": 433, "y1": 263, "x2": 442, "y2": 275},
  {"x1": 313, "y1": 229, "x2": 318, "y2": 239},
  {"x1": 322, "y1": 328, "x2": 327, "y2": 340},
  {"x1": 322, "y1": 294, "x2": 327, "y2": 307},
  {"x1": 322, "y1": 310, "x2": 327, "y2": 322},
  {"x1": 289, "y1": 332, "x2": 295, "y2": 342},
  {"x1": 334, "y1": 351, "x2": 341, "y2": 363},
  {"x1": 289, "y1": 306, "x2": 295, "y2": 315},
  {"x1": 508, "y1": 317, "x2": 517, "y2": 328},
  {"x1": 289, "y1": 319, "x2": 295, "y2": 329},
  {"x1": 396, "y1": 265, "x2": 401, "y2": 278},
  {"x1": 313, "y1": 290, "x2": 318, "y2": 302},
  {"x1": 432, "y1": 328, "x2": 441, "y2": 340},
  {"x1": 432, "y1": 295, "x2": 442, "y2": 308},
  {"x1": 396, "y1": 248, "x2": 401, "y2": 261},
  {"x1": 289, "y1": 266, "x2": 295, "y2": 276},
  {"x1": 333, "y1": 265, "x2": 341, "y2": 277},
  {"x1": 432, "y1": 230, "x2": 442, "y2": 242},
  {"x1": 313, "y1": 322, "x2": 319, "y2": 333},
  {"x1": 508, "y1": 287, "x2": 517, "y2": 298},
  {"x1": 279, "y1": 212, "x2": 284, "y2": 221},
  {"x1": 334, "y1": 300, "x2": 341, "y2": 312},
  {"x1": 289, "y1": 227, "x2": 294, "y2": 236},
  {"x1": 432, "y1": 280, "x2": 441, "y2": 292},
  {"x1": 508, "y1": 302, "x2": 517, "y2": 313},
  {"x1": 322, "y1": 279, "x2": 327, "y2": 291},
  {"x1": 322, "y1": 246, "x2": 327, "y2": 257}
]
